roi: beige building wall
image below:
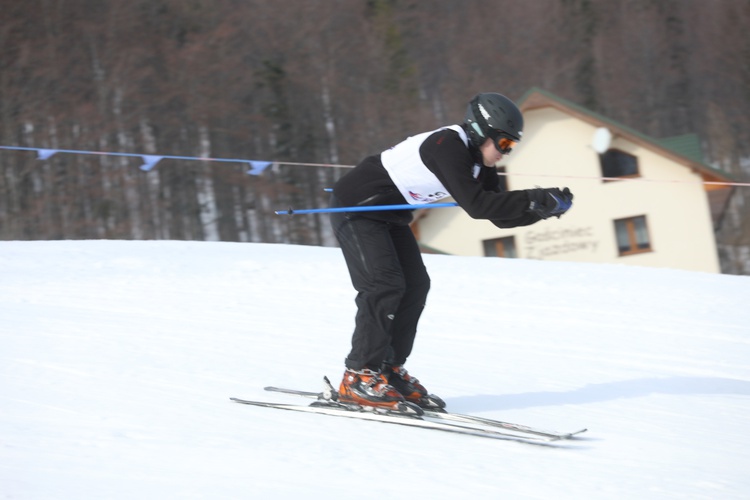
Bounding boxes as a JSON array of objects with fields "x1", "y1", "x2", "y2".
[{"x1": 416, "y1": 107, "x2": 721, "y2": 273}]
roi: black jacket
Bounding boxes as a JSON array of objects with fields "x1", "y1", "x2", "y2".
[{"x1": 333, "y1": 127, "x2": 541, "y2": 227}]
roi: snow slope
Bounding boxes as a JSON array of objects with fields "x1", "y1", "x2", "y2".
[{"x1": 1, "y1": 240, "x2": 749, "y2": 499}]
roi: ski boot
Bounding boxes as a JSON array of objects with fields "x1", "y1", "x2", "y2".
[
  {"x1": 384, "y1": 364, "x2": 446, "y2": 410},
  {"x1": 338, "y1": 368, "x2": 422, "y2": 415}
]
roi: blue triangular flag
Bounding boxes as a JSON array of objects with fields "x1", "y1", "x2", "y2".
[
  {"x1": 37, "y1": 149, "x2": 58, "y2": 160},
  {"x1": 139, "y1": 155, "x2": 163, "y2": 171},
  {"x1": 247, "y1": 160, "x2": 272, "y2": 175}
]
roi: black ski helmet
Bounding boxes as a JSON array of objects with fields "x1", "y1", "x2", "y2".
[{"x1": 464, "y1": 93, "x2": 524, "y2": 148}]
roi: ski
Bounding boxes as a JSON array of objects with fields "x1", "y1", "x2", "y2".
[
  {"x1": 229, "y1": 397, "x2": 556, "y2": 444},
  {"x1": 264, "y1": 378, "x2": 587, "y2": 440}
]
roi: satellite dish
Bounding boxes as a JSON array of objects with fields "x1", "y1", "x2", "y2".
[{"x1": 591, "y1": 127, "x2": 612, "y2": 154}]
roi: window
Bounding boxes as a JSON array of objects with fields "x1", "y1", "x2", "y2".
[
  {"x1": 614, "y1": 216, "x2": 651, "y2": 256},
  {"x1": 483, "y1": 236, "x2": 517, "y2": 258},
  {"x1": 600, "y1": 149, "x2": 639, "y2": 179}
]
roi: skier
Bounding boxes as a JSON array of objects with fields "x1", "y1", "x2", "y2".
[{"x1": 330, "y1": 92, "x2": 573, "y2": 411}]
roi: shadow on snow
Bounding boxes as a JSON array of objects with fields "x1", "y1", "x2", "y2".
[{"x1": 446, "y1": 376, "x2": 750, "y2": 413}]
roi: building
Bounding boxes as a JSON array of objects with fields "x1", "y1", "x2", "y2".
[{"x1": 412, "y1": 88, "x2": 734, "y2": 273}]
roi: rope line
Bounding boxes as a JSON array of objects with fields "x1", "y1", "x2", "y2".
[{"x1": 1, "y1": 145, "x2": 746, "y2": 187}]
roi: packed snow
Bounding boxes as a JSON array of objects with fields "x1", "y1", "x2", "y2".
[{"x1": 1, "y1": 240, "x2": 749, "y2": 499}]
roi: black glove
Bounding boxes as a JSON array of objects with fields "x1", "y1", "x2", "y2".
[{"x1": 527, "y1": 187, "x2": 574, "y2": 219}]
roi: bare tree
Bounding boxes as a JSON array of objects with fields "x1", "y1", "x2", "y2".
[{"x1": 1, "y1": 0, "x2": 748, "y2": 271}]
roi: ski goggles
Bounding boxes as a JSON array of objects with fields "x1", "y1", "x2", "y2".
[{"x1": 493, "y1": 136, "x2": 518, "y2": 155}]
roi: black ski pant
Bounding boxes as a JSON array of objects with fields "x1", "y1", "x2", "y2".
[{"x1": 331, "y1": 209, "x2": 430, "y2": 372}]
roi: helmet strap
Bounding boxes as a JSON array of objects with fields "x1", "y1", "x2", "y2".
[{"x1": 461, "y1": 123, "x2": 483, "y2": 163}]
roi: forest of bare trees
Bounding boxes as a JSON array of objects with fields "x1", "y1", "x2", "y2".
[{"x1": 1, "y1": 0, "x2": 749, "y2": 272}]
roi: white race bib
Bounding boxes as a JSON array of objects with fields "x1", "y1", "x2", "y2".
[{"x1": 381, "y1": 125, "x2": 468, "y2": 204}]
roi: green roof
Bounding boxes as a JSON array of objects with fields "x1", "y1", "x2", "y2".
[{"x1": 656, "y1": 134, "x2": 704, "y2": 163}]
